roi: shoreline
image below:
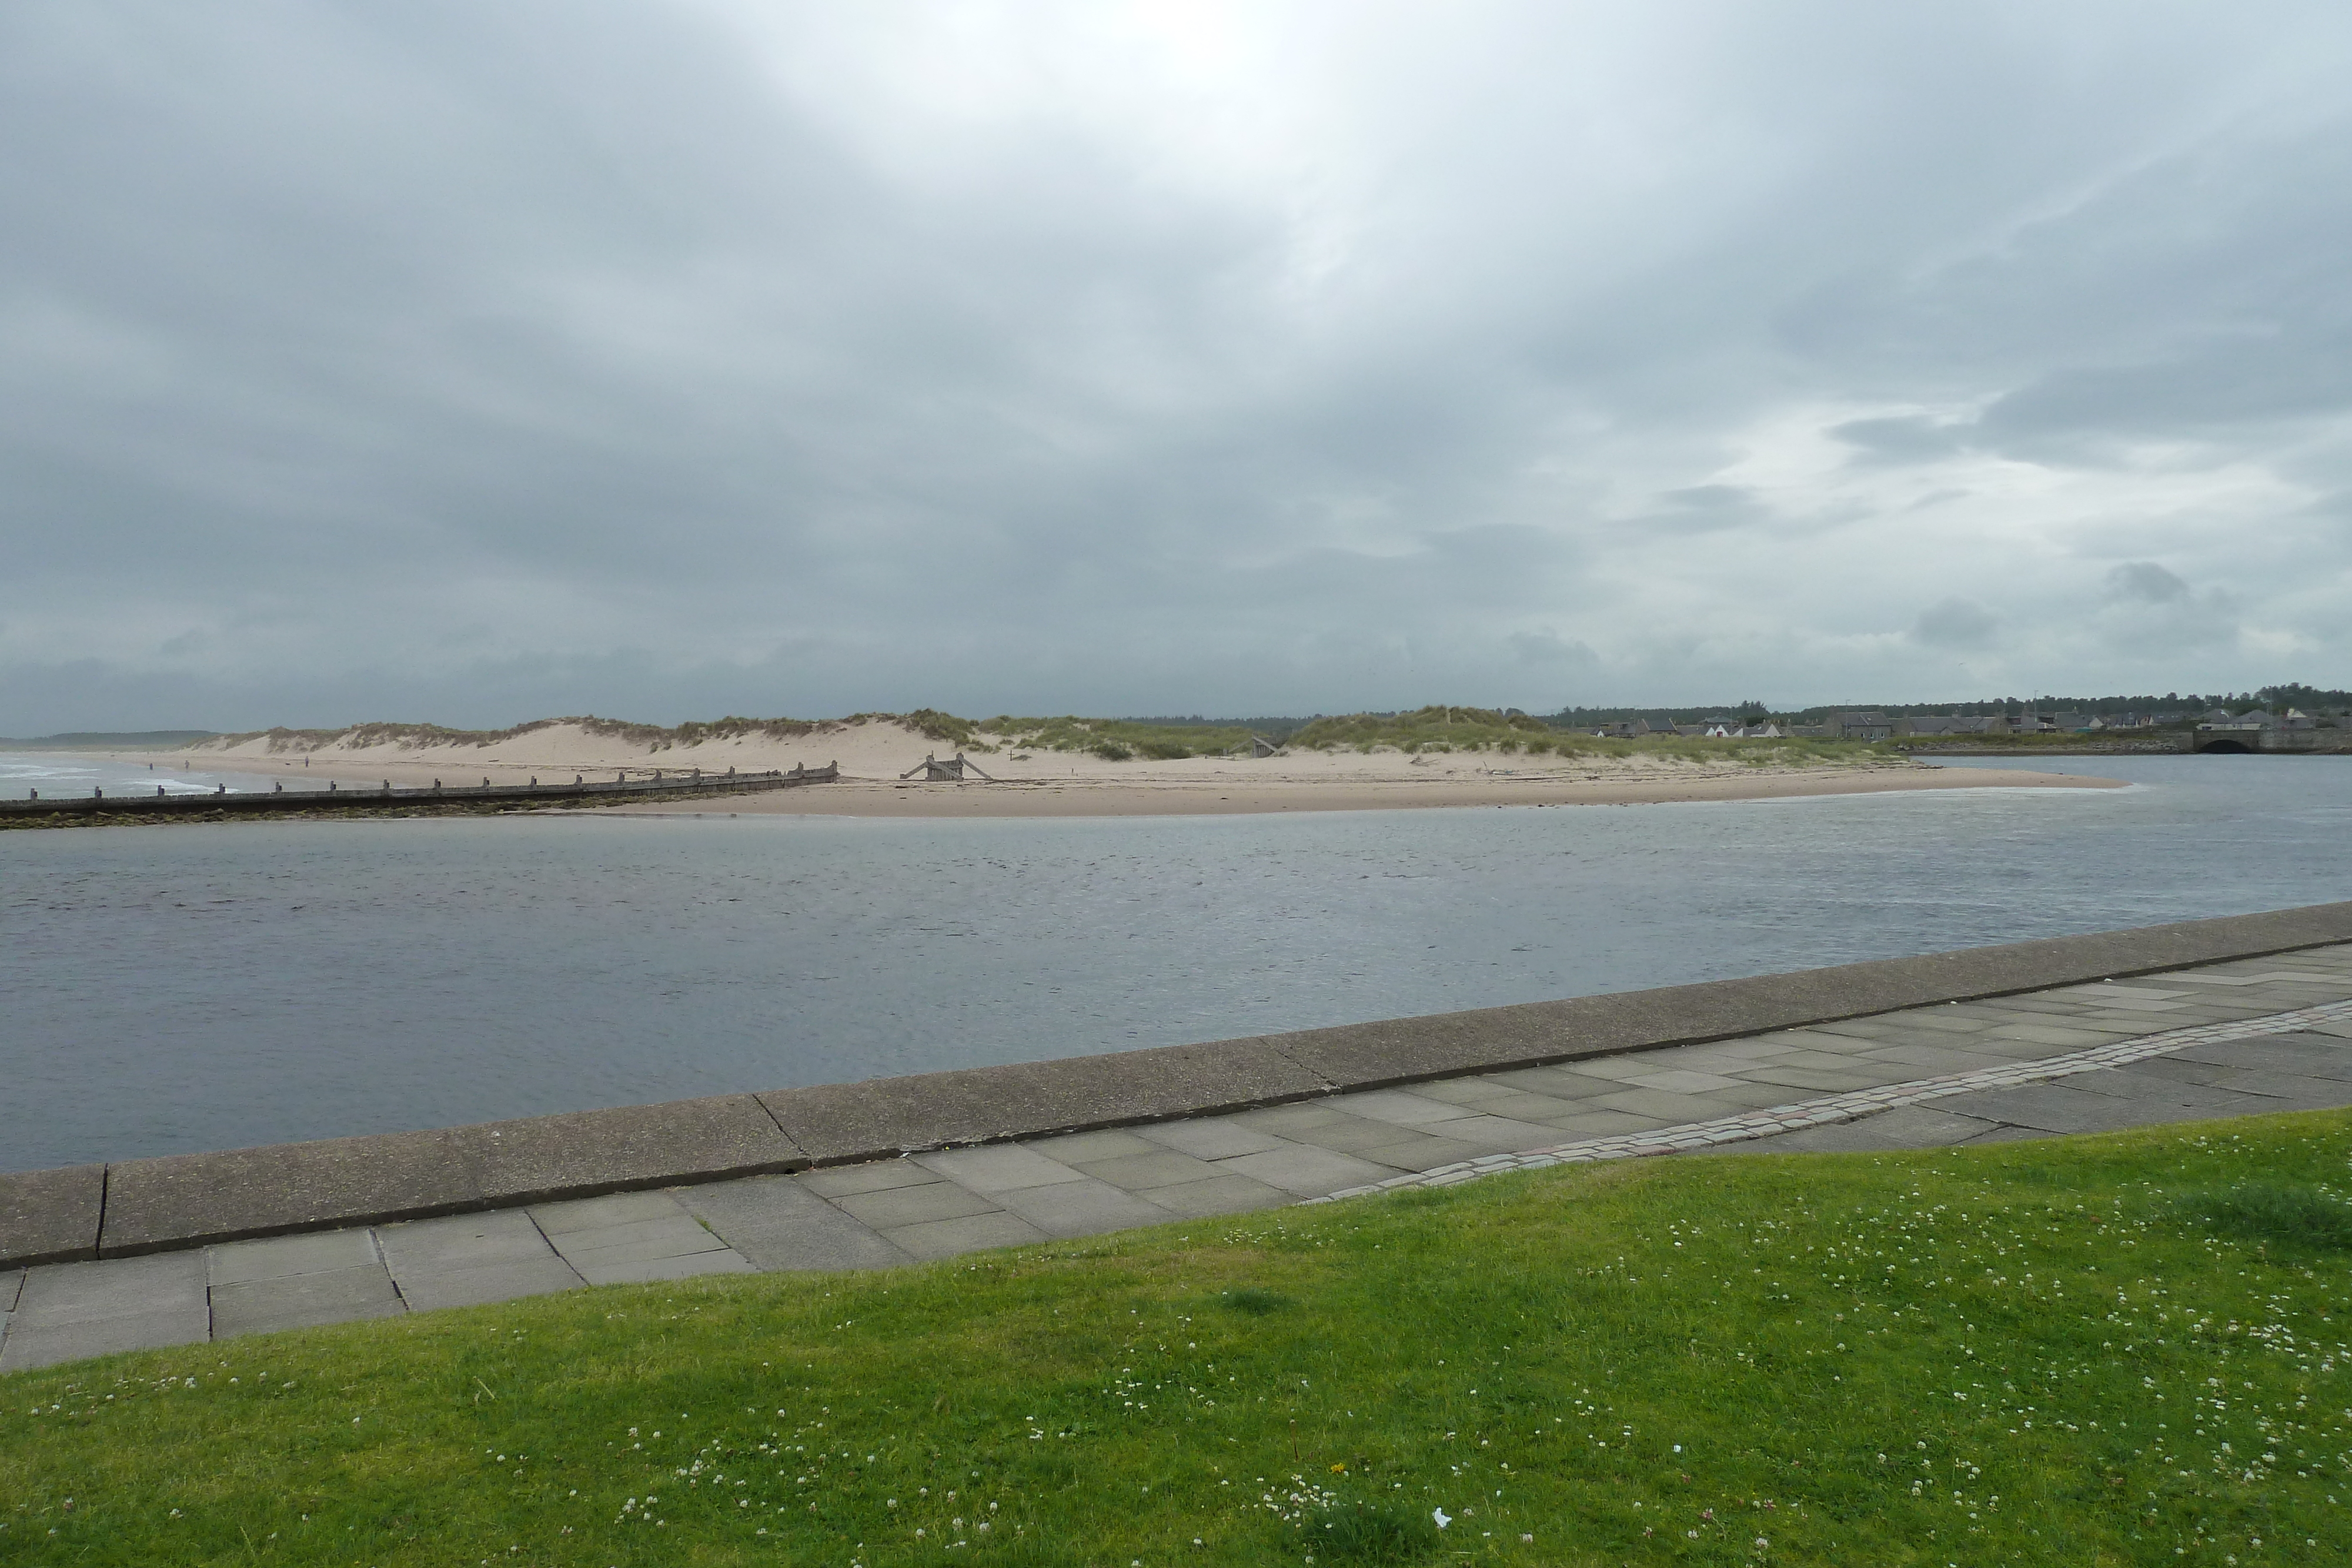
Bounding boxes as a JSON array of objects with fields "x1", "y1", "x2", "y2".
[
  {"x1": 22, "y1": 753, "x2": 2126, "y2": 821},
  {"x1": 589, "y1": 764, "x2": 2123, "y2": 817}
]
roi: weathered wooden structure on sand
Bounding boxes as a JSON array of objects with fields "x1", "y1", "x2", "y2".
[{"x1": 899, "y1": 752, "x2": 998, "y2": 782}]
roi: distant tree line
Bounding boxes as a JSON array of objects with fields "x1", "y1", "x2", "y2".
[
  {"x1": 1114, "y1": 685, "x2": 2352, "y2": 735},
  {"x1": 1545, "y1": 685, "x2": 2352, "y2": 728}
]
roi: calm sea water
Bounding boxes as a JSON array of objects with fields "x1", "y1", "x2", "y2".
[{"x1": 5, "y1": 754, "x2": 2348, "y2": 1171}]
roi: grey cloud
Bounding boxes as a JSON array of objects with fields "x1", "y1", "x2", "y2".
[
  {"x1": 2106, "y1": 561, "x2": 2193, "y2": 606},
  {"x1": 1832, "y1": 416, "x2": 1970, "y2": 464},
  {"x1": 1635, "y1": 485, "x2": 1770, "y2": 536},
  {"x1": 1813, "y1": 121, "x2": 2352, "y2": 460},
  {"x1": 1979, "y1": 333, "x2": 2352, "y2": 454},
  {"x1": 2097, "y1": 562, "x2": 2239, "y2": 655},
  {"x1": 6, "y1": 2, "x2": 2352, "y2": 729},
  {"x1": 1910, "y1": 597, "x2": 2000, "y2": 650},
  {"x1": 1507, "y1": 631, "x2": 1601, "y2": 667}
]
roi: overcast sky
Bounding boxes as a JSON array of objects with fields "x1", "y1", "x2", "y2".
[{"x1": 5, "y1": 1, "x2": 2350, "y2": 731}]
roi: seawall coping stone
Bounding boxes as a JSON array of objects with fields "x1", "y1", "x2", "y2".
[
  {"x1": 0, "y1": 1165, "x2": 106, "y2": 1268},
  {"x1": 11, "y1": 899, "x2": 2352, "y2": 1265},
  {"x1": 96, "y1": 1095, "x2": 803, "y2": 1258},
  {"x1": 757, "y1": 1037, "x2": 1331, "y2": 1166}
]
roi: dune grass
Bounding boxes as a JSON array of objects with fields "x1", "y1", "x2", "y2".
[
  {"x1": 981, "y1": 717, "x2": 1262, "y2": 760},
  {"x1": 1288, "y1": 708, "x2": 1889, "y2": 767},
  {"x1": 1287, "y1": 707, "x2": 1559, "y2": 753},
  {"x1": 983, "y1": 706, "x2": 1893, "y2": 765},
  {"x1": 8, "y1": 1111, "x2": 2352, "y2": 1566}
]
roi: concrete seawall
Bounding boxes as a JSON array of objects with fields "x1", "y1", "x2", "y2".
[{"x1": 6, "y1": 898, "x2": 2351, "y2": 1268}]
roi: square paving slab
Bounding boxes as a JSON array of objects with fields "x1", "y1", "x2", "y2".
[
  {"x1": 1355, "y1": 1134, "x2": 1492, "y2": 1170},
  {"x1": 679, "y1": 1176, "x2": 910, "y2": 1272},
  {"x1": 1024, "y1": 1128, "x2": 1165, "y2": 1164},
  {"x1": 208, "y1": 1228, "x2": 382, "y2": 1287},
  {"x1": 2, "y1": 1252, "x2": 211, "y2": 1372},
  {"x1": 1281, "y1": 1113, "x2": 1428, "y2": 1154},
  {"x1": 914, "y1": 1145, "x2": 1088, "y2": 1194},
  {"x1": 17, "y1": 1251, "x2": 206, "y2": 1325},
  {"x1": 990, "y1": 1178, "x2": 1175, "y2": 1239},
  {"x1": 527, "y1": 1190, "x2": 686, "y2": 1235},
  {"x1": 798, "y1": 1159, "x2": 940, "y2": 1199},
  {"x1": 377, "y1": 1212, "x2": 582, "y2": 1312},
  {"x1": 568, "y1": 1251, "x2": 755, "y2": 1286},
  {"x1": 1212, "y1": 1145, "x2": 1394, "y2": 1198},
  {"x1": 536, "y1": 1210, "x2": 733, "y2": 1275},
  {"x1": 211, "y1": 1265, "x2": 404, "y2": 1338},
  {"x1": 1135, "y1": 1172, "x2": 1293, "y2": 1218},
  {"x1": 832, "y1": 1179, "x2": 1003, "y2": 1230},
  {"x1": 1068, "y1": 1149, "x2": 1226, "y2": 1192},
  {"x1": 393, "y1": 1256, "x2": 584, "y2": 1313},
  {"x1": 880, "y1": 1210, "x2": 1048, "y2": 1261}
]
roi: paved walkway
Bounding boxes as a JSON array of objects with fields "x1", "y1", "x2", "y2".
[{"x1": 6, "y1": 943, "x2": 2351, "y2": 1374}]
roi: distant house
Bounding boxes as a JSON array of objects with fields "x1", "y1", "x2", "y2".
[
  {"x1": 1899, "y1": 715, "x2": 2012, "y2": 738},
  {"x1": 1829, "y1": 711, "x2": 1898, "y2": 741}
]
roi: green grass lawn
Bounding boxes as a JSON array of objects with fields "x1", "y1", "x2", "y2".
[{"x1": 8, "y1": 1112, "x2": 2352, "y2": 1566}]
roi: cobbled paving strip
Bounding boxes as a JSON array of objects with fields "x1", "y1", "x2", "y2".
[{"x1": 1316, "y1": 996, "x2": 2352, "y2": 1201}]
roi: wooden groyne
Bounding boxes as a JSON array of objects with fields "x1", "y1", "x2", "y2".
[{"x1": 0, "y1": 763, "x2": 840, "y2": 821}]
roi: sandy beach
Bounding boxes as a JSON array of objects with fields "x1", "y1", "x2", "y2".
[
  {"x1": 598, "y1": 766, "x2": 2121, "y2": 817},
  {"x1": 144, "y1": 717, "x2": 2124, "y2": 816}
]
